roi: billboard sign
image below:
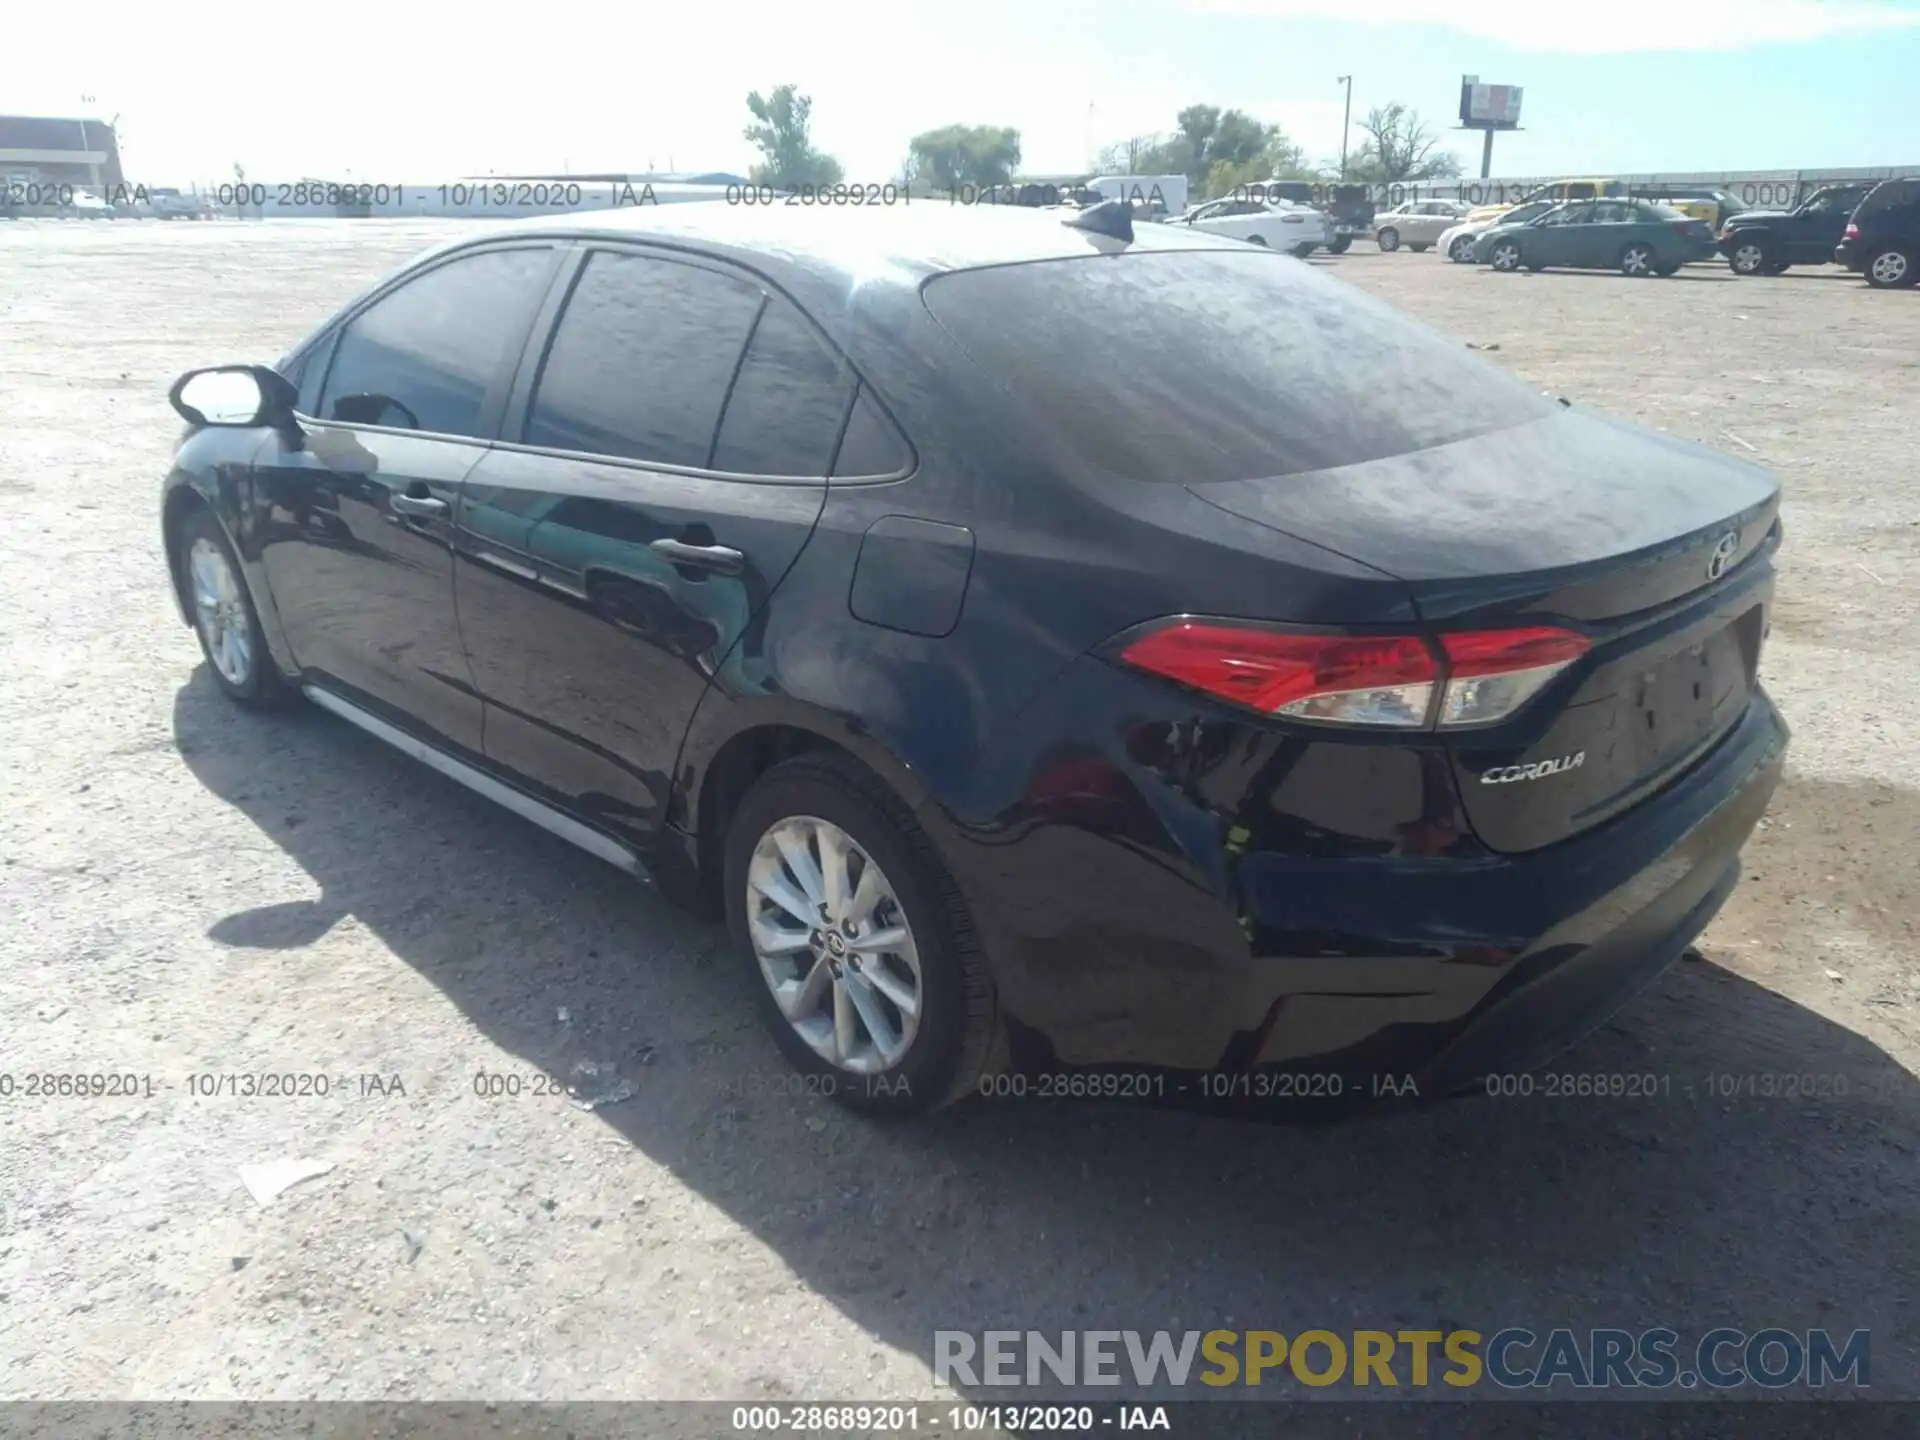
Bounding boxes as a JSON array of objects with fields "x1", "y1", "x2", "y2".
[{"x1": 1459, "y1": 76, "x2": 1523, "y2": 129}]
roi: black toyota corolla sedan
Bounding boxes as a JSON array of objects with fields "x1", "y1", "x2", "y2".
[{"x1": 162, "y1": 200, "x2": 1788, "y2": 1119}]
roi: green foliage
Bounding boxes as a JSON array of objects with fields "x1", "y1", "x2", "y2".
[
  {"x1": 1098, "y1": 106, "x2": 1312, "y2": 197},
  {"x1": 1202, "y1": 136, "x2": 1319, "y2": 200},
  {"x1": 905, "y1": 124, "x2": 1023, "y2": 190},
  {"x1": 744, "y1": 86, "x2": 844, "y2": 189}
]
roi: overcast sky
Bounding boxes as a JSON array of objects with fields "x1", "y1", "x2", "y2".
[{"x1": 13, "y1": 0, "x2": 1920, "y2": 184}]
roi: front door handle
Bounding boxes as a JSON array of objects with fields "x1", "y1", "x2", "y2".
[
  {"x1": 391, "y1": 492, "x2": 448, "y2": 518},
  {"x1": 650, "y1": 538, "x2": 745, "y2": 576}
]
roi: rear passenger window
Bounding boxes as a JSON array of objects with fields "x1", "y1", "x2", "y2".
[
  {"x1": 710, "y1": 300, "x2": 852, "y2": 476},
  {"x1": 524, "y1": 251, "x2": 763, "y2": 467},
  {"x1": 832, "y1": 389, "x2": 913, "y2": 478},
  {"x1": 318, "y1": 247, "x2": 555, "y2": 437}
]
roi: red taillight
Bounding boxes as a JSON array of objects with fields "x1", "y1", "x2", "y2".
[
  {"x1": 1116, "y1": 622, "x2": 1591, "y2": 730},
  {"x1": 1436, "y1": 627, "x2": 1591, "y2": 727},
  {"x1": 1118, "y1": 625, "x2": 1436, "y2": 727},
  {"x1": 1845, "y1": 221, "x2": 1860, "y2": 238}
]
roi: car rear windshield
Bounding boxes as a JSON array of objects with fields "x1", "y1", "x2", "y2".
[
  {"x1": 921, "y1": 248, "x2": 1554, "y2": 483},
  {"x1": 1858, "y1": 180, "x2": 1920, "y2": 216}
]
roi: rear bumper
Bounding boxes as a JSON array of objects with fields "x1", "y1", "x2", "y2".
[
  {"x1": 1833, "y1": 239, "x2": 1866, "y2": 271},
  {"x1": 939, "y1": 672, "x2": 1788, "y2": 1120}
]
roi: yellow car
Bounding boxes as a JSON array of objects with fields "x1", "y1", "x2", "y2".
[{"x1": 1465, "y1": 178, "x2": 1625, "y2": 226}]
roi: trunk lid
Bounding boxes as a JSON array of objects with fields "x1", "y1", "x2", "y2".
[{"x1": 1190, "y1": 410, "x2": 1780, "y2": 851}]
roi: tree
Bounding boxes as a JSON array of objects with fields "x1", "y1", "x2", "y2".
[
  {"x1": 743, "y1": 86, "x2": 844, "y2": 189},
  {"x1": 1202, "y1": 131, "x2": 1316, "y2": 200},
  {"x1": 1097, "y1": 106, "x2": 1299, "y2": 193},
  {"x1": 905, "y1": 124, "x2": 1022, "y2": 191},
  {"x1": 1346, "y1": 104, "x2": 1463, "y2": 183}
]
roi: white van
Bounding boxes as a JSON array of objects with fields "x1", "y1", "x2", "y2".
[{"x1": 1087, "y1": 174, "x2": 1189, "y2": 220}]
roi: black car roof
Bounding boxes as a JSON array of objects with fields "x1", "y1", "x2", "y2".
[
  {"x1": 488, "y1": 199, "x2": 1236, "y2": 283},
  {"x1": 371, "y1": 201, "x2": 1258, "y2": 387}
]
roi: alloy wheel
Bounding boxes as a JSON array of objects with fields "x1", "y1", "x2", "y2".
[
  {"x1": 188, "y1": 536, "x2": 253, "y2": 686},
  {"x1": 1732, "y1": 243, "x2": 1766, "y2": 274},
  {"x1": 1869, "y1": 250, "x2": 1910, "y2": 286},
  {"x1": 1491, "y1": 243, "x2": 1520, "y2": 271},
  {"x1": 1450, "y1": 237, "x2": 1476, "y2": 262},
  {"x1": 1622, "y1": 244, "x2": 1654, "y2": 276},
  {"x1": 745, "y1": 815, "x2": 923, "y2": 1074}
]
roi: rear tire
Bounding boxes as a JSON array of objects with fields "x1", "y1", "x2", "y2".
[
  {"x1": 1489, "y1": 239, "x2": 1523, "y2": 272},
  {"x1": 1654, "y1": 262, "x2": 1681, "y2": 277},
  {"x1": 1866, "y1": 246, "x2": 1916, "y2": 288},
  {"x1": 1448, "y1": 235, "x2": 1478, "y2": 263},
  {"x1": 1327, "y1": 235, "x2": 1352, "y2": 254},
  {"x1": 1246, "y1": 234, "x2": 1269, "y2": 247},
  {"x1": 177, "y1": 510, "x2": 294, "y2": 707},
  {"x1": 1620, "y1": 242, "x2": 1656, "y2": 277},
  {"x1": 1377, "y1": 227, "x2": 1400, "y2": 252},
  {"x1": 1409, "y1": 243, "x2": 1430, "y2": 253},
  {"x1": 723, "y1": 753, "x2": 994, "y2": 1118}
]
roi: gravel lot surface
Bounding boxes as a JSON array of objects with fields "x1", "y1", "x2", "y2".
[{"x1": 2, "y1": 221, "x2": 1916, "y2": 1407}]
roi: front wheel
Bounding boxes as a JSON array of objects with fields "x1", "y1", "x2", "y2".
[
  {"x1": 1728, "y1": 239, "x2": 1770, "y2": 275},
  {"x1": 1620, "y1": 242, "x2": 1656, "y2": 277},
  {"x1": 725, "y1": 754, "x2": 995, "y2": 1117},
  {"x1": 1489, "y1": 240, "x2": 1523, "y2": 272},
  {"x1": 1866, "y1": 247, "x2": 1916, "y2": 288},
  {"x1": 178, "y1": 510, "x2": 292, "y2": 706},
  {"x1": 1327, "y1": 235, "x2": 1352, "y2": 254},
  {"x1": 1376, "y1": 227, "x2": 1400, "y2": 252}
]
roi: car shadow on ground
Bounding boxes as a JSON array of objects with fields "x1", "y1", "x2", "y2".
[{"x1": 172, "y1": 672, "x2": 1920, "y2": 1408}]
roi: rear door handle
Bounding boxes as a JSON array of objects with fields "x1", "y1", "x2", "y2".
[
  {"x1": 650, "y1": 538, "x2": 745, "y2": 576},
  {"x1": 392, "y1": 492, "x2": 448, "y2": 518}
]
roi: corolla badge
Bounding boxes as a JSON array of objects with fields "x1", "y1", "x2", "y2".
[
  {"x1": 1706, "y1": 531, "x2": 1740, "y2": 581},
  {"x1": 1481, "y1": 752, "x2": 1586, "y2": 785}
]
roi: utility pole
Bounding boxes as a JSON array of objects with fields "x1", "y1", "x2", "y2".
[
  {"x1": 1337, "y1": 76, "x2": 1353, "y2": 179},
  {"x1": 1481, "y1": 129, "x2": 1496, "y2": 179}
]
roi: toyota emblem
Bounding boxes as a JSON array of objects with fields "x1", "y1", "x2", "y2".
[{"x1": 1706, "y1": 531, "x2": 1739, "y2": 581}]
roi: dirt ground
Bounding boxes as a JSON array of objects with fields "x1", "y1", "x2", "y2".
[{"x1": 2, "y1": 220, "x2": 1917, "y2": 1407}]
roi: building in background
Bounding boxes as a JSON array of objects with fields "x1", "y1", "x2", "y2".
[{"x1": 0, "y1": 115, "x2": 124, "y2": 190}]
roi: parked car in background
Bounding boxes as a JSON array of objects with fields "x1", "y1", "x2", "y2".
[
  {"x1": 1321, "y1": 184, "x2": 1376, "y2": 252},
  {"x1": 1173, "y1": 196, "x2": 1333, "y2": 256},
  {"x1": 1373, "y1": 199, "x2": 1472, "y2": 253},
  {"x1": 1475, "y1": 199, "x2": 1718, "y2": 276},
  {"x1": 1717, "y1": 183, "x2": 1876, "y2": 275},
  {"x1": 1258, "y1": 182, "x2": 1375, "y2": 252},
  {"x1": 148, "y1": 187, "x2": 211, "y2": 220},
  {"x1": 1439, "y1": 199, "x2": 1559, "y2": 262},
  {"x1": 1832, "y1": 178, "x2": 1920, "y2": 288},
  {"x1": 67, "y1": 189, "x2": 113, "y2": 218},
  {"x1": 1625, "y1": 186, "x2": 1745, "y2": 230},
  {"x1": 157, "y1": 202, "x2": 1787, "y2": 1118}
]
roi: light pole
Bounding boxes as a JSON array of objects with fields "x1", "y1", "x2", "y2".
[{"x1": 1337, "y1": 76, "x2": 1353, "y2": 179}]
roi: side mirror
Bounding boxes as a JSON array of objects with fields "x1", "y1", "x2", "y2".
[{"x1": 169, "y1": 364, "x2": 298, "y2": 428}]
